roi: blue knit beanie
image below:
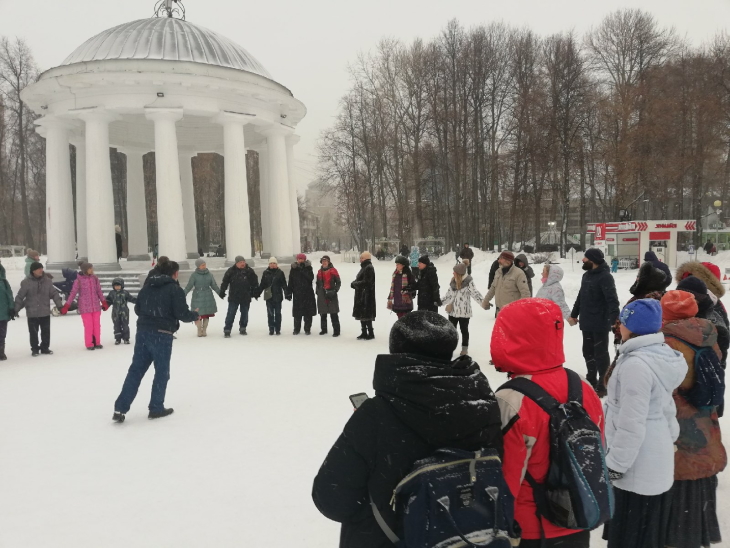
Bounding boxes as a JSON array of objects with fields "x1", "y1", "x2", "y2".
[{"x1": 619, "y1": 298, "x2": 663, "y2": 335}]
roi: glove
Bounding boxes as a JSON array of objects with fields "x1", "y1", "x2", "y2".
[
  {"x1": 102, "y1": 301, "x2": 110, "y2": 311},
  {"x1": 9, "y1": 308, "x2": 17, "y2": 320},
  {"x1": 60, "y1": 304, "x2": 70, "y2": 316},
  {"x1": 608, "y1": 469, "x2": 623, "y2": 482}
]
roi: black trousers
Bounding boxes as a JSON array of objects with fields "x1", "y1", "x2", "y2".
[
  {"x1": 320, "y1": 314, "x2": 340, "y2": 333},
  {"x1": 418, "y1": 303, "x2": 438, "y2": 313},
  {"x1": 294, "y1": 315, "x2": 313, "y2": 333},
  {"x1": 0, "y1": 320, "x2": 7, "y2": 345},
  {"x1": 519, "y1": 531, "x2": 590, "y2": 548},
  {"x1": 27, "y1": 316, "x2": 51, "y2": 352},
  {"x1": 582, "y1": 330, "x2": 611, "y2": 387},
  {"x1": 449, "y1": 316, "x2": 470, "y2": 347}
]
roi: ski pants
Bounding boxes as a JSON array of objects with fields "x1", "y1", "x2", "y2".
[
  {"x1": 81, "y1": 311, "x2": 102, "y2": 348},
  {"x1": 114, "y1": 315, "x2": 130, "y2": 342},
  {"x1": 582, "y1": 330, "x2": 611, "y2": 388},
  {"x1": 449, "y1": 316, "x2": 470, "y2": 347},
  {"x1": 28, "y1": 316, "x2": 51, "y2": 352},
  {"x1": 115, "y1": 330, "x2": 173, "y2": 414}
]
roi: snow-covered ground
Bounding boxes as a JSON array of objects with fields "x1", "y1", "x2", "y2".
[{"x1": 0, "y1": 251, "x2": 727, "y2": 547}]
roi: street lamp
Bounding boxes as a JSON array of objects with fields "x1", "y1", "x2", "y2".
[{"x1": 714, "y1": 200, "x2": 723, "y2": 251}]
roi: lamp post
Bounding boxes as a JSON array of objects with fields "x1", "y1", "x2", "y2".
[{"x1": 714, "y1": 200, "x2": 723, "y2": 251}]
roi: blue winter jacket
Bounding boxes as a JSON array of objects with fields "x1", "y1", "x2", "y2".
[{"x1": 135, "y1": 275, "x2": 199, "y2": 334}]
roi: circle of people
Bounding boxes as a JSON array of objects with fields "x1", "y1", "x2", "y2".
[{"x1": 1, "y1": 245, "x2": 725, "y2": 548}]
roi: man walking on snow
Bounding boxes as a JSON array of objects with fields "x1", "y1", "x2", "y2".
[
  {"x1": 568, "y1": 248, "x2": 619, "y2": 397},
  {"x1": 481, "y1": 251, "x2": 530, "y2": 314},
  {"x1": 459, "y1": 243, "x2": 474, "y2": 275}
]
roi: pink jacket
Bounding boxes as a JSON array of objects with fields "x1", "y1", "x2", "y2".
[{"x1": 67, "y1": 274, "x2": 106, "y2": 314}]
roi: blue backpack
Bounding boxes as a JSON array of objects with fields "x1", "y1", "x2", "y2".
[
  {"x1": 666, "y1": 337, "x2": 725, "y2": 408},
  {"x1": 502, "y1": 369, "x2": 613, "y2": 531},
  {"x1": 372, "y1": 448, "x2": 516, "y2": 547}
]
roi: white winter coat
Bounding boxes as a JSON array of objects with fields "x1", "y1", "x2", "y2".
[
  {"x1": 604, "y1": 332, "x2": 687, "y2": 496},
  {"x1": 535, "y1": 265, "x2": 571, "y2": 319},
  {"x1": 441, "y1": 276, "x2": 484, "y2": 319}
]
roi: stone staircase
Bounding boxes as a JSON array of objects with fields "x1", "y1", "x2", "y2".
[{"x1": 97, "y1": 272, "x2": 144, "y2": 298}]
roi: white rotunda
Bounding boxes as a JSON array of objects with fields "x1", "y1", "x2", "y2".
[{"x1": 21, "y1": 3, "x2": 306, "y2": 270}]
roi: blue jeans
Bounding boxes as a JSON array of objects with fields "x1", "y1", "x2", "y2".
[
  {"x1": 114, "y1": 330, "x2": 173, "y2": 413},
  {"x1": 266, "y1": 300, "x2": 282, "y2": 333},
  {"x1": 224, "y1": 301, "x2": 250, "y2": 333}
]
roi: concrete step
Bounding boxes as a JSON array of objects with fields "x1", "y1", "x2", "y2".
[{"x1": 97, "y1": 273, "x2": 143, "y2": 297}]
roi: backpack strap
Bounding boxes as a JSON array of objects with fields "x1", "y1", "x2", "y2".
[
  {"x1": 565, "y1": 369, "x2": 584, "y2": 406},
  {"x1": 370, "y1": 495, "x2": 400, "y2": 544},
  {"x1": 501, "y1": 377, "x2": 560, "y2": 415}
]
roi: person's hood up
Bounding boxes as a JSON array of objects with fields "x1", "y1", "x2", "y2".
[
  {"x1": 112, "y1": 277, "x2": 125, "y2": 290},
  {"x1": 644, "y1": 251, "x2": 659, "y2": 262},
  {"x1": 373, "y1": 353, "x2": 499, "y2": 447},
  {"x1": 516, "y1": 253, "x2": 529, "y2": 267},
  {"x1": 543, "y1": 264, "x2": 564, "y2": 286},
  {"x1": 490, "y1": 298, "x2": 565, "y2": 375},
  {"x1": 631, "y1": 262, "x2": 671, "y2": 296},
  {"x1": 618, "y1": 333, "x2": 688, "y2": 393},
  {"x1": 450, "y1": 275, "x2": 473, "y2": 290},
  {"x1": 146, "y1": 275, "x2": 177, "y2": 288},
  {"x1": 676, "y1": 261, "x2": 725, "y2": 298},
  {"x1": 663, "y1": 317, "x2": 718, "y2": 349}
]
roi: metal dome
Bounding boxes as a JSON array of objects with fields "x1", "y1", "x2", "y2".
[{"x1": 61, "y1": 18, "x2": 273, "y2": 80}]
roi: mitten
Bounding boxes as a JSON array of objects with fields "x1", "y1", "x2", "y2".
[
  {"x1": 60, "y1": 304, "x2": 70, "y2": 316},
  {"x1": 102, "y1": 301, "x2": 110, "y2": 311}
]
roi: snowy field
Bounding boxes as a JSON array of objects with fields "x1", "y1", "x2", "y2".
[{"x1": 0, "y1": 250, "x2": 727, "y2": 547}]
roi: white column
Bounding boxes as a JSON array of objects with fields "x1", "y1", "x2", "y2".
[
  {"x1": 145, "y1": 108, "x2": 188, "y2": 268},
  {"x1": 40, "y1": 117, "x2": 77, "y2": 269},
  {"x1": 214, "y1": 113, "x2": 254, "y2": 263},
  {"x1": 123, "y1": 150, "x2": 150, "y2": 261},
  {"x1": 179, "y1": 152, "x2": 199, "y2": 259},
  {"x1": 259, "y1": 125, "x2": 294, "y2": 258},
  {"x1": 71, "y1": 135, "x2": 88, "y2": 261},
  {"x1": 258, "y1": 145, "x2": 271, "y2": 254},
  {"x1": 286, "y1": 135, "x2": 302, "y2": 254},
  {"x1": 72, "y1": 108, "x2": 119, "y2": 269}
]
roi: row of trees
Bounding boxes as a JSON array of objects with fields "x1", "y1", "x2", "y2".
[{"x1": 318, "y1": 10, "x2": 730, "y2": 254}]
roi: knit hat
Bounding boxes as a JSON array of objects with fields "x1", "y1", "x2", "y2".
[
  {"x1": 499, "y1": 251, "x2": 515, "y2": 262},
  {"x1": 661, "y1": 290, "x2": 699, "y2": 322},
  {"x1": 701, "y1": 262, "x2": 722, "y2": 281},
  {"x1": 395, "y1": 256, "x2": 409, "y2": 267},
  {"x1": 268, "y1": 257, "x2": 278, "y2": 265},
  {"x1": 677, "y1": 275, "x2": 708, "y2": 296},
  {"x1": 79, "y1": 262, "x2": 93, "y2": 274},
  {"x1": 454, "y1": 263, "x2": 468, "y2": 276},
  {"x1": 584, "y1": 248, "x2": 605, "y2": 264},
  {"x1": 619, "y1": 298, "x2": 663, "y2": 335},
  {"x1": 321, "y1": 255, "x2": 331, "y2": 264},
  {"x1": 418, "y1": 255, "x2": 431, "y2": 266},
  {"x1": 296, "y1": 253, "x2": 307, "y2": 261},
  {"x1": 234, "y1": 256, "x2": 246, "y2": 264},
  {"x1": 195, "y1": 258, "x2": 206, "y2": 268},
  {"x1": 29, "y1": 261, "x2": 44, "y2": 274},
  {"x1": 389, "y1": 311, "x2": 459, "y2": 360}
]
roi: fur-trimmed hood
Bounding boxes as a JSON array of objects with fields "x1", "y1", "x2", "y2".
[
  {"x1": 631, "y1": 262, "x2": 671, "y2": 296},
  {"x1": 675, "y1": 261, "x2": 725, "y2": 298}
]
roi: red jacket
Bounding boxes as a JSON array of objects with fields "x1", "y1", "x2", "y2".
[{"x1": 491, "y1": 298, "x2": 605, "y2": 540}]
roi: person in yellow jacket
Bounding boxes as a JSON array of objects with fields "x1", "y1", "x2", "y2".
[{"x1": 482, "y1": 251, "x2": 530, "y2": 313}]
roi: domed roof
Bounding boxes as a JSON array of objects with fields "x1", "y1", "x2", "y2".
[{"x1": 61, "y1": 18, "x2": 272, "y2": 80}]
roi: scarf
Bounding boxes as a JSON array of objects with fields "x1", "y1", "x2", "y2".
[{"x1": 389, "y1": 271, "x2": 410, "y2": 301}]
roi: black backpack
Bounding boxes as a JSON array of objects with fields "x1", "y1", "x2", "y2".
[
  {"x1": 501, "y1": 369, "x2": 614, "y2": 531},
  {"x1": 665, "y1": 336, "x2": 725, "y2": 408},
  {"x1": 372, "y1": 448, "x2": 516, "y2": 547}
]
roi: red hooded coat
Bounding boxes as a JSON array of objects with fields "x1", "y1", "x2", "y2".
[{"x1": 491, "y1": 298, "x2": 605, "y2": 540}]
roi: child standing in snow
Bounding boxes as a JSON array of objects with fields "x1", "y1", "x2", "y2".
[
  {"x1": 106, "y1": 278, "x2": 136, "y2": 345},
  {"x1": 61, "y1": 262, "x2": 109, "y2": 350},
  {"x1": 441, "y1": 262, "x2": 484, "y2": 356},
  {"x1": 535, "y1": 264, "x2": 571, "y2": 319},
  {"x1": 185, "y1": 258, "x2": 220, "y2": 337},
  {"x1": 603, "y1": 299, "x2": 687, "y2": 548}
]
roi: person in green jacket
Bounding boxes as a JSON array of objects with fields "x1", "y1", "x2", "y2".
[
  {"x1": 0, "y1": 260, "x2": 17, "y2": 360},
  {"x1": 185, "y1": 258, "x2": 220, "y2": 337},
  {"x1": 24, "y1": 249, "x2": 40, "y2": 278}
]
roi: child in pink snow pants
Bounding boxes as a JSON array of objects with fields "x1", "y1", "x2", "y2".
[{"x1": 61, "y1": 262, "x2": 109, "y2": 349}]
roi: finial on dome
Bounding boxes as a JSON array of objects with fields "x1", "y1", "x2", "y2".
[{"x1": 154, "y1": 0, "x2": 186, "y2": 20}]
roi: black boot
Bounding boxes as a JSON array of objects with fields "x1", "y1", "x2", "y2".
[
  {"x1": 332, "y1": 314, "x2": 340, "y2": 338},
  {"x1": 148, "y1": 408, "x2": 174, "y2": 420},
  {"x1": 293, "y1": 316, "x2": 302, "y2": 335},
  {"x1": 0, "y1": 345, "x2": 6, "y2": 361},
  {"x1": 319, "y1": 315, "x2": 328, "y2": 335},
  {"x1": 366, "y1": 322, "x2": 375, "y2": 340},
  {"x1": 357, "y1": 321, "x2": 368, "y2": 340},
  {"x1": 112, "y1": 412, "x2": 125, "y2": 423}
]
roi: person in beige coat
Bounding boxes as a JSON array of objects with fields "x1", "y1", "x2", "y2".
[{"x1": 482, "y1": 251, "x2": 530, "y2": 313}]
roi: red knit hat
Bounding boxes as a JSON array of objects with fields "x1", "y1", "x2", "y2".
[
  {"x1": 701, "y1": 262, "x2": 721, "y2": 281},
  {"x1": 499, "y1": 251, "x2": 515, "y2": 262},
  {"x1": 661, "y1": 290, "x2": 699, "y2": 322}
]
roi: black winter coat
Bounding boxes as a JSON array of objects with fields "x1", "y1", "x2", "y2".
[
  {"x1": 352, "y1": 259, "x2": 376, "y2": 321},
  {"x1": 570, "y1": 262, "x2": 620, "y2": 332},
  {"x1": 258, "y1": 268, "x2": 289, "y2": 303},
  {"x1": 643, "y1": 251, "x2": 672, "y2": 288},
  {"x1": 312, "y1": 354, "x2": 503, "y2": 548},
  {"x1": 416, "y1": 263, "x2": 440, "y2": 309},
  {"x1": 220, "y1": 265, "x2": 259, "y2": 304},
  {"x1": 288, "y1": 261, "x2": 317, "y2": 317},
  {"x1": 135, "y1": 275, "x2": 198, "y2": 333},
  {"x1": 488, "y1": 260, "x2": 499, "y2": 289},
  {"x1": 459, "y1": 246, "x2": 474, "y2": 262}
]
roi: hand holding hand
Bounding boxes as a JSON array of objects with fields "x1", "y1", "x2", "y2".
[
  {"x1": 567, "y1": 317, "x2": 578, "y2": 327},
  {"x1": 60, "y1": 304, "x2": 70, "y2": 316},
  {"x1": 9, "y1": 308, "x2": 17, "y2": 320},
  {"x1": 220, "y1": 291, "x2": 226, "y2": 299},
  {"x1": 482, "y1": 301, "x2": 491, "y2": 310},
  {"x1": 102, "y1": 301, "x2": 110, "y2": 312},
  {"x1": 351, "y1": 282, "x2": 356, "y2": 289}
]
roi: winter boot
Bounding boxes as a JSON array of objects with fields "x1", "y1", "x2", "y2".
[
  {"x1": 293, "y1": 317, "x2": 301, "y2": 335},
  {"x1": 87, "y1": 347, "x2": 95, "y2": 351},
  {"x1": 112, "y1": 412, "x2": 125, "y2": 423},
  {"x1": 224, "y1": 331, "x2": 231, "y2": 338},
  {"x1": 460, "y1": 346, "x2": 469, "y2": 356},
  {"x1": 0, "y1": 345, "x2": 6, "y2": 361},
  {"x1": 319, "y1": 315, "x2": 328, "y2": 335},
  {"x1": 40, "y1": 349, "x2": 53, "y2": 355},
  {"x1": 365, "y1": 322, "x2": 375, "y2": 340},
  {"x1": 95, "y1": 345, "x2": 103, "y2": 350},
  {"x1": 195, "y1": 320, "x2": 203, "y2": 337},
  {"x1": 148, "y1": 408, "x2": 174, "y2": 420},
  {"x1": 115, "y1": 340, "x2": 122, "y2": 345},
  {"x1": 202, "y1": 318, "x2": 209, "y2": 337},
  {"x1": 357, "y1": 322, "x2": 368, "y2": 340},
  {"x1": 123, "y1": 340, "x2": 130, "y2": 345},
  {"x1": 332, "y1": 315, "x2": 341, "y2": 338},
  {"x1": 239, "y1": 327, "x2": 247, "y2": 335}
]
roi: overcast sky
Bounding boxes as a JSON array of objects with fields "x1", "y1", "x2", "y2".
[{"x1": 1, "y1": 0, "x2": 729, "y2": 193}]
